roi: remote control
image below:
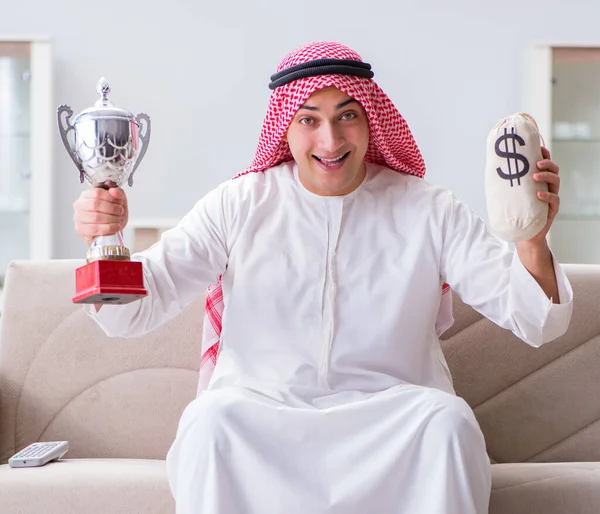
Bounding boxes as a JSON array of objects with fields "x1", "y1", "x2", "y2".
[{"x1": 8, "y1": 441, "x2": 69, "y2": 468}]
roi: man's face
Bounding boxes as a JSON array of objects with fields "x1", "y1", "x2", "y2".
[{"x1": 285, "y1": 86, "x2": 369, "y2": 196}]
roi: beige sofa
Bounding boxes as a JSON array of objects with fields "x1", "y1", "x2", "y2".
[{"x1": 0, "y1": 259, "x2": 599, "y2": 513}]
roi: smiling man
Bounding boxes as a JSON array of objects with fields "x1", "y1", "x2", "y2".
[
  {"x1": 285, "y1": 90, "x2": 368, "y2": 196},
  {"x1": 75, "y1": 41, "x2": 573, "y2": 513}
]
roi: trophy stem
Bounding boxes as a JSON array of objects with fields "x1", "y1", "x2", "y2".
[
  {"x1": 94, "y1": 231, "x2": 126, "y2": 247},
  {"x1": 86, "y1": 231, "x2": 131, "y2": 263}
]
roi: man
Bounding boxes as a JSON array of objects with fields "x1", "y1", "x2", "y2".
[{"x1": 74, "y1": 41, "x2": 572, "y2": 513}]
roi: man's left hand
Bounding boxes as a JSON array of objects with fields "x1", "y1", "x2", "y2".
[{"x1": 525, "y1": 147, "x2": 560, "y2": 245}]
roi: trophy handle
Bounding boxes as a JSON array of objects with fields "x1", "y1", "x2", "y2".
[
  {"x1": 128, "y1": 113, "x2": 151, "y2": 187},
  {"x1": 57, "y1": 105, "x2": 85, "y2": 183}
]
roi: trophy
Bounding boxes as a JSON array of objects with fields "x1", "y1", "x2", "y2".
[{"x1": 57, "y1": 78, "x2": 151, "y2": 305}]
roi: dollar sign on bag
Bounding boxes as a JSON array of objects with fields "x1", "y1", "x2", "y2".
[{"x1": 495, "y1": 127, "x2": 530, "y2": 187}]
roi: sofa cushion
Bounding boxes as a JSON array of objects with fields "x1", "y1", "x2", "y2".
[
  {"x1": 491, "y1": 462, "x2": 600, "y2": 514},
  {"x1": 0, "y1": 458, "x2": 174, "y2": 513},
  {"x1": 2, "y1": 458, "x2": 600, "y2": 514}
]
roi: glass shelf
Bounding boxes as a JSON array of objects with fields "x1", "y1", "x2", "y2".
[
  {"x1": 555, "y1": 214, "x2": 600, "y2": 221},
  {"x1": 0, "y1": 206, "x2": 29, "y2": 213},
  {"x1": 552, "y1": 138, "x2": 600, "y2": 143}
]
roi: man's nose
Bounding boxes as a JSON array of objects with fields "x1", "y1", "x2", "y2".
[{"x1": 317, "y1": 123, "x2": 345, "y2": 154}]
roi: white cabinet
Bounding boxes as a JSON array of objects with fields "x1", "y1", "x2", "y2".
[
  {"x1": 0, "y1": 46, "x2": 29, "y2": 212},
  {"x1": 525, "y1": 44, "x2": 600, "y2": 264},
  {"x1": 0, "y1": 37, "x2": 53, "y2": 285}
]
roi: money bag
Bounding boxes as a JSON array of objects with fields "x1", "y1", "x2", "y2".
[{"x1": 485, "y1": 113, "x2": 548, "y2": 242}]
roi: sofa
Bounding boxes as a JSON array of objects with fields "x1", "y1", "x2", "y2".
[{"x1": 0, "y1": 259, "x2": 599, "y2": 513}]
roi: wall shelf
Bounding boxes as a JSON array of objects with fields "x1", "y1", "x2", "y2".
[{"x1": 125, "y1": 217, "x2": 181, "y2": 253}]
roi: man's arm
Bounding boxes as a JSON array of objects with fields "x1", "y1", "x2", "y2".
[
  {"x1": 84, "y1": 183, "x2": 231, "y2": 338},
  {"x1": 439, "y1": 190, "x2": 572, "y2": 348},
  {"x1": 516, "y1": 240, "x2": 559, "y2": 304}
]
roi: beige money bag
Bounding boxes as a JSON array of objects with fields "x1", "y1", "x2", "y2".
[{"x1": 485, "y1": 113, "x2": 548, "y2": 242}]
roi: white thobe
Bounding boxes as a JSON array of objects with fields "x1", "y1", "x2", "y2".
[{"x1": 88, "y1": 162, "x2": 573, "y2": 514}]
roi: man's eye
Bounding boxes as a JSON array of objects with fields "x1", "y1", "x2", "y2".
[
  {"x1": 341, "y1": 112, "x2": 357, "y2": 121},
  {"x1": 299, "y1": 118, "x2": 315, "y2": 126}
]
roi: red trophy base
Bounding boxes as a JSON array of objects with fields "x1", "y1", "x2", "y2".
[{"x1": 73, "y1": 260, "x2": 147, "y2": 304}]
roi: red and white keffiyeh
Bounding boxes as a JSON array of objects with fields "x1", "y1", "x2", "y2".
[{"x1": 198, "y1": 41, "x2": 452, "y2": 392}]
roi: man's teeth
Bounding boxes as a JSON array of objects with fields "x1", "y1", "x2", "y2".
[{"x1": 318, "y1": 154, "x2": 346, "y2": 163}]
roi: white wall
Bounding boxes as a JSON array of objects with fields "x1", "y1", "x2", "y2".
[{"x1": 2, "y1": 0, "x2": 600, "y2": 258}]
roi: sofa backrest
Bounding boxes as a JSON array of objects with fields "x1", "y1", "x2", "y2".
[
  {"x1": 0, "y1": 259, "x2": 598, "y2": 465},
  {"x1": 440, "y1": 263, "x2": 600, "y2": 464},
  {"x1": 0, "y1": 260, "x2": 202, "y2": 464}
]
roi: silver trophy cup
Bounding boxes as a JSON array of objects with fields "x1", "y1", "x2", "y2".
[
  {"x1": 57, "y1": 77, "x2": 151, "y2": 263},
  {"x1": 58, "y1": 78, "x2": 150, "y2": 304}
]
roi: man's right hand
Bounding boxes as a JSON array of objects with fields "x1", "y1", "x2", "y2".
[{"x1": 73, "y1": 187, "x2": 129, "y2": 246}]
